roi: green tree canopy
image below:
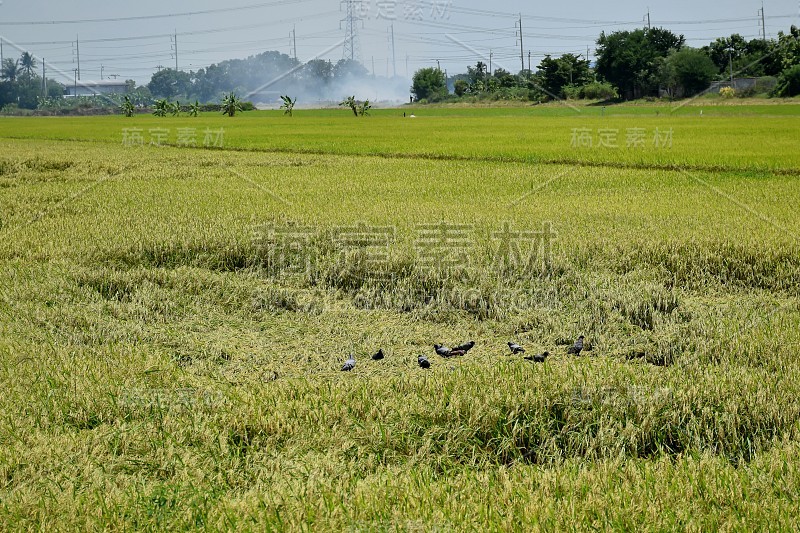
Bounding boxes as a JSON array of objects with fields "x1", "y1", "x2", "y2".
[
  {"x1": 596, "y1": 28, "x2": 685, "y2": 99},
  {"x1": 774, "y1": 64, "x2": 800, "y2": 97},
  {"x1": 1, "y1": 58, "x2": 20, "y2": 83},
  {"x1": 703, "y1": 34, "x2": 782, "y2": 77},
  {"x1": 666, "y1": 47, "x2": 718, "y2": 96},
  {"x1": 411, "y1": 67, "x2": 447, "y2": 101},
  {"x1": 147, "y1": 69, "x2": 192, "y2": 99},
  {"x1": 777, "y1": 25, "x2": 800, "y2": 71},
  {"x1": 537, "y1": 54, "x2": 590, "y2": 99},
  {"x1": 333, "y1": 59, "x2": 369, "y2": 80}
]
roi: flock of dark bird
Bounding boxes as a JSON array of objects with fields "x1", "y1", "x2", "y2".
[{"x1": 340, "y1": 335, "x2": 590, "y2": 371}]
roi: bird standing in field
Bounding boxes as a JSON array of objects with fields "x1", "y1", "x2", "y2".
[
  {"x1": 434, "y1": 344, "x2": 452, "y2": 357},
  {"x1": 418, "y1": 355, "x2": 431, "y2": 369},
  {"x1": 341, "y1": 354, "x2": 356, "y2": 371},
  {"x1": 450, "y1": 340, "x2": 475, "y2": 356},
  {"x1": 508, "y1": 341, "x2": 525, "y2": 355},
  {"x1": 372, "y1": 349, "x2": 385, "y2": 360},
  {"x1": 567, "y1": 336, "x2": 585, "y2": 355},
  {"x1": 525, "y1": 351, "x2": 549, "y2": 363}
]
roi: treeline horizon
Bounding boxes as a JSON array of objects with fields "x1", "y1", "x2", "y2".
[{"x1": 1, "y1": 24, "x2": 798, "y2": 111}]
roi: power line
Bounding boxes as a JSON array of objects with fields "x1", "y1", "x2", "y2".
[
  {"x1": 0, "y1": 0, "x2": 317, "y2": 26},
  {"x1": 13, "y1": 11, "x2": 339, "y2": 47}
]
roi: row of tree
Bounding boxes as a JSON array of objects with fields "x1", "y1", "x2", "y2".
[
  {"x1": 147, "y1": 52, "x2": 373, "y2": 102},
  {"x1": 2, "y1": 25, "x2": 798, "y2": 111},
  {"x1": 1, "y1": 53, "x2": 64, "y2": 109},
  {"x1": 412, "y1": 25, "x2": 800, "y2": 102},
  {"x1": 1, "y1": 49, "x2": 402, "y2": 110}
]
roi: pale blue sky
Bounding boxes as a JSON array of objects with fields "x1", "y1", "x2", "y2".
[{"x1": 1, "y1": 0, "x2": 798, "y2": 85}]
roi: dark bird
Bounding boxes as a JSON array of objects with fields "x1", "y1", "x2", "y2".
[
  {"x1": 434, "y1": 344, "x2": 452, "y2": 357},
  {"x1": 567, "y1": 336, "x2": 585, "y2": 355},
  {"x1": 508, "y1": 341, "x2": 525, "y2": 355},
  {"x1": 341, "y1": 354, "x2": 356, "y2": 371},
  {"x1": 451, "y1": 341, "x2": 475, "y2": 355},
  {"x1": 418, "y1": 355, "x2": 431, "y2": 369},
  {"x1": 525, "y1": 351, "x2": 549, "y2": 363},
  {"x1": 372, "y1": 348, "x2": 385, "y2": 361}
]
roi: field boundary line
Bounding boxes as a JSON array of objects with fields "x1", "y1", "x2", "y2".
[{"x1": 1, "y1": 137, "x2": 798, "y2": 176}]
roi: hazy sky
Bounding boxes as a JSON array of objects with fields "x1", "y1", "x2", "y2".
[{"x1": 1, "y1": 0, "x2": 798, "y2": 85}]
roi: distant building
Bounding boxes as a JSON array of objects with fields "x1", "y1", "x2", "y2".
[{"x1": 64, "y1": 80, "x2": 128, "y2": 97}]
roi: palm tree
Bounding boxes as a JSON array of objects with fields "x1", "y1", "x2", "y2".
[
  {"x1": 189, "y1": 100, "x2": 200, "y2": 117},
  {"x1": 19, "y1": 52, "x2": 37, "y2": 78},
  {"x1": 1, "y1": 58, "x2": 20, "y2": 83}
]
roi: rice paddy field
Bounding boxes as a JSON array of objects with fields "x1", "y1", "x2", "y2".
[{"x1": 1, "y1": 102, "x2": 800, "y2": 530}]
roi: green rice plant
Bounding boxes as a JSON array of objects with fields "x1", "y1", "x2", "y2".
[{"x1": 1, "y1": 103, "x2": 800, "y2": 530}]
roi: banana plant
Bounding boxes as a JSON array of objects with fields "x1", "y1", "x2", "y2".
[
  {"x1": 120, "y1": 95, "x2": 135, "y2": 117},
  {"x1": 152, "y1": 99, "x2": 169, "y2": 117},
  {"x1": 221, "y1": 92, "x2": 242, "y2": 117},
  {"x1": 280, "y1": 95, "x2": 296, "y2": 116},
  {"x1": 339, "y1": 95, "x2": 358, "y2": 117}
]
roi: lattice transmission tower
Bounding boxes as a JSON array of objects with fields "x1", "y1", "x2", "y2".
[{"x1": 340, "y1": 0, "x2": 364, "y2": 61}]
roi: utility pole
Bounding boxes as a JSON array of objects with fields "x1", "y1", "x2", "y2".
[
  {"x1": 101, "y1": 64, "x2": 104, "y2": 80},
  {"x1": 728, "y1": 48, "x2": 734, "y2": 85},
  {"x1": 76, "y1": 35, "x2": 80, "y2": 80},
  {"x1": 489, "y1": 50, "x2": 492, "y2": 75},
  {"x1": 171, "y1": 30, "x2": 178, "y2": 71},
  {"x1": 758, "y1": 2, "x2": 766, "y2": 41},
  {"x1": 292, "y1": 25, "x2": 297, "y2": 61},
  {"x1": 391, "y1": 23, "x2": 396, "y2": 78},
  {"x1": 1, "y1": 39, "x2": 4, "y2": 66},
  {"x1": 405, "y1": 54, "x2": 409, "y2": 78},
  {"x1": 42, "y1": 59, "x2": 46, "y2": 98},
  {"x1": 436, "y1": 59, "x2": 440, "y2": 70},
  {"x1": 646, "y1": 9, "x2": 651, "y2": 30},
  {"x1": 515, "y1": 14, "x2": 524, "y2": 73},
  {"x1": 528, "y1": 50, "x2": 531, "y2": 72}
]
